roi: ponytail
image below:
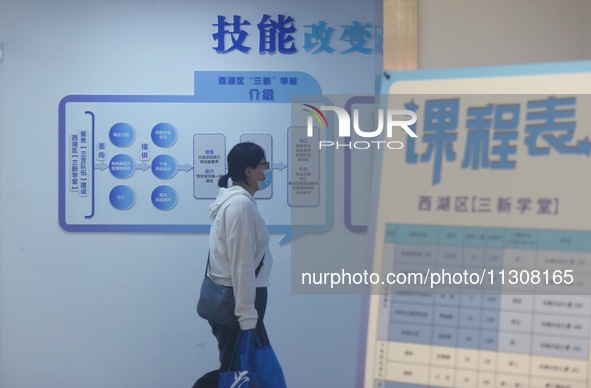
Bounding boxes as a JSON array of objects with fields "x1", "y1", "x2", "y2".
[{"x1": 218, "y1": 173, "x2": 230, "y2": 188}]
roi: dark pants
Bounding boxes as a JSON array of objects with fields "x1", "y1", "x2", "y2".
[{"x1": 193, "y1": 287, "x2": 269, "y2": 388}]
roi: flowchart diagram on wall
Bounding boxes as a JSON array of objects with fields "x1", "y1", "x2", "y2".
[{"x1": 59, "y1": 71, "x2": 332, "y2": 241}]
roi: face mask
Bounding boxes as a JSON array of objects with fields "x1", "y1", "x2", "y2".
[{"x1": 257, "y1": 169, "x2": 273, "y2": 190}]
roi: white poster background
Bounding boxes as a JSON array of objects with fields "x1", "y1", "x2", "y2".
[{"x1": 364, "y1": 61, "x2": 591, "y2": 387}]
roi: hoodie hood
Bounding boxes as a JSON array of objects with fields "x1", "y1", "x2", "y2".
[{"x1": 208, "y1": 186, "x2": 254, "y2": 219}]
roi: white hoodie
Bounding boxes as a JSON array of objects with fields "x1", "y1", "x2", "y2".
[{"x1": 207, "y1": 185, "x2": 272, "y2": 330}]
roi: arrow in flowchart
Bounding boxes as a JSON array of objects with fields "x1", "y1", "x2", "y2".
[
  {"x1": 94, "y1": 162, "x2": 109, "y2": 171},
  {"x1": 178, "y1": 163, "x2": 194, "y2": 173},
  {"x1": 135, "y1": 162, "x2": 151, "y2": 171},
  {"x1": 272, "y1": 161, "x2": 287, "y2": 171}
]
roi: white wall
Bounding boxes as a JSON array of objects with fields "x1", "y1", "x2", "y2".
[{"x1": 0, "y1": 1, "x2": 379, "y2": 387}]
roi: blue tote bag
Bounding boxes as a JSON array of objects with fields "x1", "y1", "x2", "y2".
[
  {"x1": 220, "y1": 330, "x2": 286, "y2": 388},
  {"x1": 251, "y1": 333, "x2": 287, "y2": 388},
  {"x1": 218, "y1": 370, "x2": 259, "y2": 388},
  {"x1": 219, "y1": 330, "x2": 260, "y2": 387}
]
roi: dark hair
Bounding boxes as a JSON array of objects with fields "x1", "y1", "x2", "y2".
[{"x1": 218, "y1": 142, "x2": 266, "y2": 188}]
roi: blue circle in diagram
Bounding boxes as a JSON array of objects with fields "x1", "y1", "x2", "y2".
[
  {"x1": 151, "y1": 123, "x2": 177, "y2": 148},
  {"x1": 109, "y1": 154, "x2": 135, "y2": 179},
  {"x1": 109, "y1": 122, "x2": 135, "y2": 148},
  {"x1": 151, "y1": 154, "x2": 177, "y2": 179},
  {"x1": 109, "y1": 185, "x2": 136, "y2": 210},
  {"x1": 151, "y1": 185, "x2": 178, "y2": 211}
]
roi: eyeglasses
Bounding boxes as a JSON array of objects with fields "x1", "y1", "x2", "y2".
[{"x1": 257, "y1": 161, "x2": 270, "y2": 169}]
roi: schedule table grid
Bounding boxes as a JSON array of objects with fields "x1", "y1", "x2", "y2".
[{"x1": 373, "y1": 224, "x2": 591, "y2": 388}]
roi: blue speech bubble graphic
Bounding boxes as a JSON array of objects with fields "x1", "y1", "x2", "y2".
[{"x1": 59, "y1": 71, "x2": 331, "y2": 242}]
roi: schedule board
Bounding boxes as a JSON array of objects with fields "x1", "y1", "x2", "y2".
[{"x1": 364, "y1": 61, "x2": 591, "y2": 388}]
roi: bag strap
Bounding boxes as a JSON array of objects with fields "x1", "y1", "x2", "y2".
[
  {"x1": 205, "y1": 251, "x2": 265, "y2": 278},
  {"x1": 227, "y1": 329, "x2": 254, "y2": 371}
]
